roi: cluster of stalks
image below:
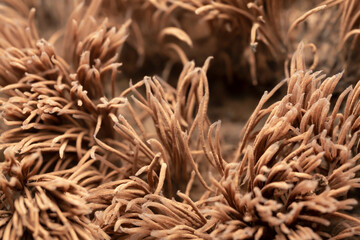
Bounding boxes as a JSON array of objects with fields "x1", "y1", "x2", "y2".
[{"x1": 1, "y1": 0, "x2": 360, "y2": 239}]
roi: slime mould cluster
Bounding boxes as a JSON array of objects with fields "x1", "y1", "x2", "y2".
[{"x1": 1, "y1": 0, "x2": 360, "y2": 239}]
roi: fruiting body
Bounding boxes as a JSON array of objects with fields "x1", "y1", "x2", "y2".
[{"x1": 1, "y1": 1, "x2": 360, "y2": 239}]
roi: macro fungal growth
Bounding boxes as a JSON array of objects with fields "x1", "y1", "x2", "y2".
[{"x1": 1, "y1": 0, "x2": 360, "y2": 239}]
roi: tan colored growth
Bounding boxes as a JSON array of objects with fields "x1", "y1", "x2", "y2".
[{"x1": 1, "y1": 1, "x2": 360, "y2": 240}]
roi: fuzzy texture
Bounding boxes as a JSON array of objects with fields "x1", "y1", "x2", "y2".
[{"x1": 1, "y1": 1, "x2": 360, "y2": 240}]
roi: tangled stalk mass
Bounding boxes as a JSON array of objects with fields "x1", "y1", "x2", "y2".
[{"x1": 1, "y1": 0, "x2": 360, "y2": 239}]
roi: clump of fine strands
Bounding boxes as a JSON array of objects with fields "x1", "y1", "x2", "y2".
[
  {"x1": 209, "y1": 43, "x2": 360, "y2": 239},
  {"x1": 1, "y1": 1, "x2": 360, "y2": 240},
  {"x1": 9, "y1": 0, "x2": 360, "y2": 89},
  {"x1": 0, "y1": 1, "x2": 218, "y2": 238},
  {"x1": 190, "y1": 0, "x2": 360, "y2": 88}
]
